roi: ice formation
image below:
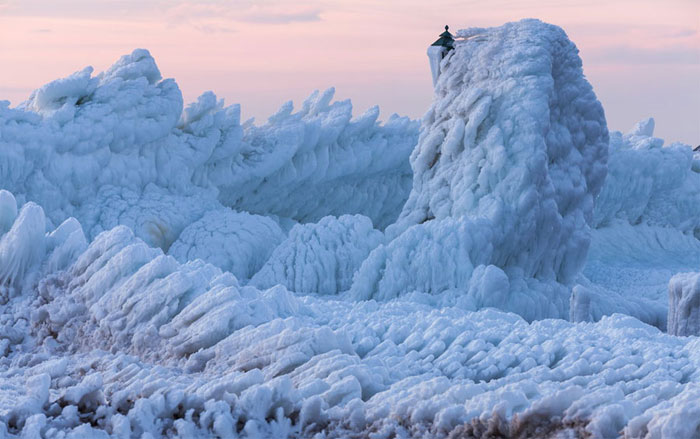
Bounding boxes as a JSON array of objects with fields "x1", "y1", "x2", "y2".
[
  {"x1": 169, "y1": 209, "x2": 285, "y2": 282},
  {"x1": 351, "y1": 19, "x2": 608, "y2": 321},
  {"x1": 592, "y1": 117, "x2": 700, "y2": 233},
  {"x1": 668, "y1": 272, "x2": 700, "y2": 336},
  {"x1": 571, "y1": 117, "x2": 700, "y2": 329},
  {"x1": 0, "y1": 17, "x2": 699, "y2": 439},
  {"x1": 250, "y1": 215, "x2": 383, "y2": 295},
  {"x1": 0, "y1": 50, "x2": 418, "y2": 250}
]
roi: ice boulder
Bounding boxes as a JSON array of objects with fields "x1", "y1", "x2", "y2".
[
  {"x1": 169, "y1": 208, "x2": 285, "y2": 281},
  {"x1": 250, "y1": 215, "x2": 383, "y2": 295},
  {"x1": 0, "y1": 202, "x2": 46, "y2": 294},
  {"x1": 668, "y1": 272, "x2": 700, "y2": 336},
  {"x1": 351, "y1": 19, "x2": 608, "y2": 320}
]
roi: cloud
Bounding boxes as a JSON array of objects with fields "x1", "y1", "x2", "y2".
[
  {"x1": 586, "y1": 45, "x2": 700, "y2": 66},
  {"x1": 239, "y1": 9, "x2": 321, "y2": 24},
  {"x1": 1, "y1": 0, "x2": 168, "y2": 19},
  {"x1": 164, "y1": 1, "x2": 323, "y2": 33}
]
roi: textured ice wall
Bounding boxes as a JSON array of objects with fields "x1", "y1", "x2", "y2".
[
  {"x1": 351, "y1": 19, "x2": 608, "y2": 320},
  {"x1": 0, "y1": 49, "x2": 417, "y2": 252},
  {"x1": 570, "y1": 121, "x2": 700, "y2": 328},
  {"x1": 668, "y1": 272, "x2": 700, "y2": 336},
  {"x1": 214, "y1": 90, "x2": 417, "y2": 230}
]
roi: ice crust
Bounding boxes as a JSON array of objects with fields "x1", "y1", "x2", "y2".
[{"x1": 0, "y1": 18, "x2": 699, "y2": 439}]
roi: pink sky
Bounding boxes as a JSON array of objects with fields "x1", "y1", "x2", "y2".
[{"x1": 1, "y1": 0, "x2": 698, "y2": 144}]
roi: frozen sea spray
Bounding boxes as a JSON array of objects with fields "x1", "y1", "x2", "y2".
[
  {"x1": 351, "y1": 19, "x2": 608, "y2": 320},
  {"x1": 0, "y1": 51, "x2": 417, "y2": 246}
]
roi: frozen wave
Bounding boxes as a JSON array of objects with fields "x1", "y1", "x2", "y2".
[{"x1": 0, "y1": 50, "x2": 418, "y2": 251}]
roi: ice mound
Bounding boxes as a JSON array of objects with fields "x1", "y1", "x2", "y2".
[
  {"x1": 31, "y1": 224, "x2": 304, "y2": 363},
  {"x1": 250, "y1": 215, "x2": 383, "y2": 295},
  {"x1": 351, "y1": 19, "x2": 608, "y2": 320},
  {"x1": 169, "y1": 208, "x2": 285, "y2": 281},
  {"x1": 668, "y1": 272, "x2": 700, "y2": 336}
]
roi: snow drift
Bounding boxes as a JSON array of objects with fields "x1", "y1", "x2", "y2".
[{"x1": 351, "y1": 19, "x2": 608, "y2": 321}]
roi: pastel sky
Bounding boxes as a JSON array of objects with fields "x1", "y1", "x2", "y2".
[{"x1": 1, "y1": 0, "x2": 698, "y2": 144}]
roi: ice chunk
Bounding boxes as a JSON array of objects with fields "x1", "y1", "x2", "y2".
[
  {"x1": 627, "y1": 117, "x2": 655, "y2": 137},
  {"x1": 0, "y1": 202, "x2": 46, "y2": 293},
  {"x1": 668, "y1": 272, "x2": 700, "y2": 336},
  {"x1": 427, "y1": 46, "x2": 446, "y2": 87},
  {"x1": 169, "y1": 208, "x2": 285, "y2": 281},
  {"x1": 0, "y1": 190, "x2": 17, "y2": 235},
  {"x1": 250, "y1": 215, "x2": 383, "y2": 295}
]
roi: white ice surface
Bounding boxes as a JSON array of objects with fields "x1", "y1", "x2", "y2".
[{"x1": 1, "y1": 211, "x2": 698, "y2": 438}]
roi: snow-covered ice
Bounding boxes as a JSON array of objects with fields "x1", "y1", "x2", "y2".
[{"x1": 0, "y1": 18, "x2": 699, "y2": 439}]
